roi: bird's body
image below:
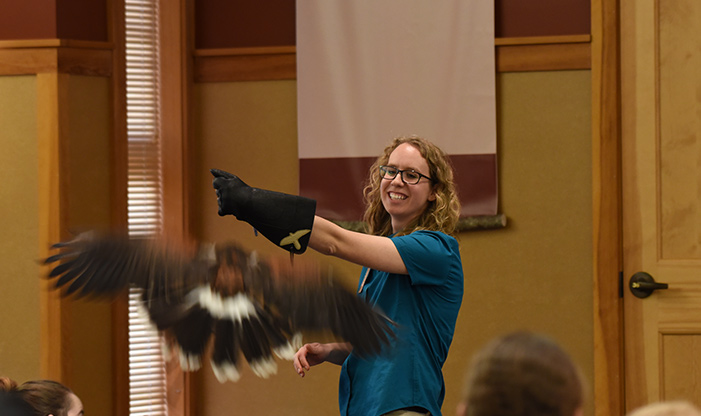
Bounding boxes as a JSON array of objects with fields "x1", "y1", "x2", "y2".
[{"x1": 44, "y1": 232, "x2": 394, "y2": 382}]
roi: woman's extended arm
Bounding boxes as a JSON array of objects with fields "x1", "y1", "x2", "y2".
[{"x1": 308, "y1": 216, "x2": 407, "y2": 274}]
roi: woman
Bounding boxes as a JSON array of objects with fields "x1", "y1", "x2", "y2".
[
  {"x1": 456, "y1": 331, "x2": 584, "y2": 416},
  {"x1": 213, "y1": 136, "x2": 463, "y2": 415},
  {"x1": 0, "y1": 377, "x2": 84, "y2": 416}
]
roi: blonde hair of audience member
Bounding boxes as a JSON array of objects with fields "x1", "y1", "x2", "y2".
[
  {"x1": 627, "y1": 401, "x2": 701, "y2": 416},
  {"x1": 457, "y1": 331, "x2": 584, "y2": 416},
  {"x1": 0, "y1": 377, "x2": 83, "y2": 416}
]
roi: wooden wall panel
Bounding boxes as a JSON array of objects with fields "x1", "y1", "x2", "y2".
[{"x1": 64, "y1": 75, "x2": 114, "y2": 415}]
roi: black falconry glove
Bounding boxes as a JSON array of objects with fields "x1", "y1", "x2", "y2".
[{"x1": 211, "y1": 168, "x2": 316, "y2": 254}]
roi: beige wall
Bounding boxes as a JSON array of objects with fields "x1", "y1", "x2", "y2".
[
  {"x1": 0, "y1": 74, "x2": 113, "y2": 414},
  {"x1": 448, "y1": 70, "x2": 593, "y2": 412},
  {"x1": 0, "y1": 75, "x2": 41, "y2": 383},
  {"x1": 191, "y1": 69, "x2": 593, "y2": 415}
]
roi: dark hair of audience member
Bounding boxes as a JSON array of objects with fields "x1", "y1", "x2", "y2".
[
  {"x1": 0, "y1": 377, "x2": 34, "y2": 416},
  {"x1": 459, "y1": 331, "x2": 584, "y2": 416},
  {"x1": 0, "y1": 377, "x2": 82, "y2": 416},
  {"x1": 18, "y1": 379, "x2": 76, "y2": 416}
]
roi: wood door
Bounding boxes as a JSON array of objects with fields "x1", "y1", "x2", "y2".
[{"x1": 621, "y1": 0, "x2": 701, "y2": 410}]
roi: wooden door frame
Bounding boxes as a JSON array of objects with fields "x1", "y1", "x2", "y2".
[
  {"x1": 111, "y1": 0, "x2": 195, "y2": 413},
  {"x1": 592, "y1": 0, "x2": 624, "y2": 415},
  {"x1": 160, "y1": 0, "x2": 195, "y2": 414}
]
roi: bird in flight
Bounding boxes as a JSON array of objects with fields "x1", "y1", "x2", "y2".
[{"x1": 43, "y1": 232, "x2": 395, "y2": 382}]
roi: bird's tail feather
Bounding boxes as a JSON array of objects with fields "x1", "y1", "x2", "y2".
[
  {"x1": 210, "y1": 320, "x2": 241, "y2": 382},
  {"x1": 238, "y1": 318, "x2": 278, "y2": 378},
  {"x1": 163, "y1": 306, "x2": 214, "y2": 371}
]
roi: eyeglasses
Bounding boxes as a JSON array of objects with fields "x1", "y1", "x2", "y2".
[{"x1": 379, "y1": 165, "x2": 433, "y2": 185}]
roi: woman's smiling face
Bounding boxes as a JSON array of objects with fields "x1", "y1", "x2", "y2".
[{"x1": 380, "y1": 142, "x2": 436, "y2": 233}]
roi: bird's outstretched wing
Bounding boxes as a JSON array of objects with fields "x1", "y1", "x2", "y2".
[{"x1": 43, "y1": 232, "x2": 395, "y2": 382}]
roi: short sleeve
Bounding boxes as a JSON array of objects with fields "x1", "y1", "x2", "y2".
[{"x1": 392, "y1": 230, "x2": 461, "y2": 286}]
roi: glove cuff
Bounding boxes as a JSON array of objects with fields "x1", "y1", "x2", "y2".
[{"x1": 242, "y1": 189, "x2": 316, "y2": 254}]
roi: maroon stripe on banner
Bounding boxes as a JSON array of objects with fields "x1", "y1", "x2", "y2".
[
  {"x1": 451, "y1": 154, "x2": 498, "y2": 217},
  {"x1": 300, "y1": 154, "x2": 497, "y2": 221},
  {"x1": 300, "y1": 157, "x2": 376, "y2": 221}
]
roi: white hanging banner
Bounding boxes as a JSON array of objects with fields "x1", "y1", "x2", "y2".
[{"x1": 297, "y1": 0, "x2": 497, "y2": 220}]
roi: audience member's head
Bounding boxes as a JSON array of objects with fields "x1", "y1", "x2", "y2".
[
  {"x1": 627, "y1": 401, "x2": 701, "y2": 416},
  {"x1": 0, "y1": 377, "x2": 83, "y2": 416},
  {"x1": 0, "y1": 377, "x2": 34, "y2": 416},
  {"x1": 457, "y1": 331, "x2": 584, "y2": 416}
]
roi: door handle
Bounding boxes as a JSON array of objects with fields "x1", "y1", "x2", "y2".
[{"x1": 629, "y1": 271, "x2": 669, "y2": 298}]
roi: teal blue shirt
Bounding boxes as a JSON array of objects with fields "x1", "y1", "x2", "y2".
[{"x1": 339, "y1": 230, "x2": 463, "y2": 416}]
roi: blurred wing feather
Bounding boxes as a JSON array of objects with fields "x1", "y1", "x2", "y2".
[
  {"x1": 44, "y1": 232, "x2": 211, "y2": 300},
  {"x1": 44, "y1": 234, "x2": 395, "y2": 383}
]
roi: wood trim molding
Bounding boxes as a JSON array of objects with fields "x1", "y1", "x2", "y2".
[
  {"x1": 0, "y1": 35, "x2": 591, "y2": 80},
  {"x1": 194, "y1": 36, "x2": 591, "y2": 82},
  {"x1": 195, "y1": 45, "x2": 295, "y2": 56},
  {"x1": 111, "y1": 0, "x2": 129, "y2": 413},
  {"x1": 0, "y1": 39, "x2": 113, "y2": 49},
  {"x1": 591, "y1": 0, "x2": 624, "y2": 415},
  {"x1": 496, "y1": 34, "x2": 592, "y2": 72},
  {"x1": 0, "y1": 40, "x2": 112, "y2": 76},
  {"x1": 496, "y1": 42, "x2": 590, "y2": 72},
  {"x1": 495, "y1": 34, "x2": 591, "y2": 46},
  {"x1": 37, "y1": 72, "x2": 71, "y2": 382},
  {"x1": 194, "y1": 46, "x2": 296, "y2": 82},
  {"x1": 161, "y1": 0, "x2": 193, "y2": 241},
  {"x1": 161, "y1": 0, "x2": 195, "y2": 414}
]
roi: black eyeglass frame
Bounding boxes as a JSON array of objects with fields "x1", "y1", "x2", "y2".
[{"x1": 379, "y1": 165, "x2": 433, "y2": 185}]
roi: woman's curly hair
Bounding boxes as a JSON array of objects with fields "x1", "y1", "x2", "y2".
[{"x1": 363, "y1": 136, "x2": 460, "y2": 236}]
